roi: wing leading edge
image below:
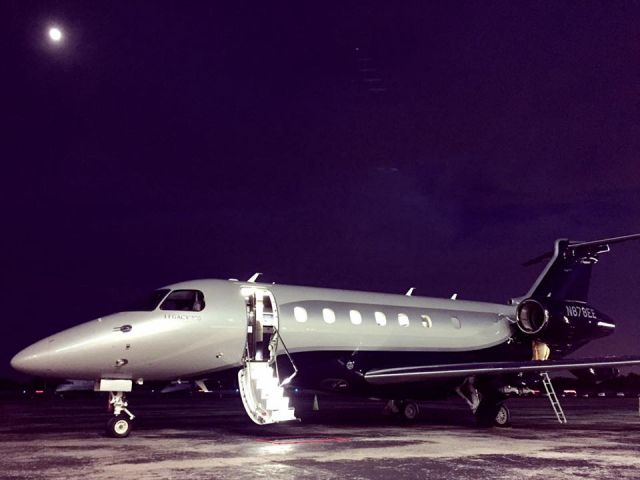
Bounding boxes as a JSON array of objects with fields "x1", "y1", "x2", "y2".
[{"x1": 364, "y1": 356, "x2": 640, "y2": 385}]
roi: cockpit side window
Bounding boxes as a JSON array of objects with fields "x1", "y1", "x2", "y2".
[
  {"x1": 124, "y1": 289, "x2": 171, "y2": 312},
  {"x1": 160, "y1": 289, "x2": 206, "y2": 312}
]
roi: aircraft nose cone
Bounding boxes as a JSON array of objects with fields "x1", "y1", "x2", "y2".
[
  {"x1": 10, "y1": 349, "x2": 31, "y2": 373},
  {"x1": 11, "y1": 341, "x2": 57, "y2": 376}
]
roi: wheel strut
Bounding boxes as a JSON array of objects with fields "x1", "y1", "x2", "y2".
[{"x1": 106, "y1": 391, "x2": 135, "y2": 438}]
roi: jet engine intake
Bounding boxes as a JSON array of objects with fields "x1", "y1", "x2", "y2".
[{"x1": 515, "y1": 299, "x2": 548, "y2": 335}]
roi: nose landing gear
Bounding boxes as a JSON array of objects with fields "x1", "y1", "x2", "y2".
[{"x1": 106, "y1": 391, "x2": 135, "y2": 438}]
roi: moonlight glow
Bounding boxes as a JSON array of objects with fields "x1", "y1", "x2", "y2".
[{"x1": 48, "y1": 27, "x2": 63, "y2": 42}]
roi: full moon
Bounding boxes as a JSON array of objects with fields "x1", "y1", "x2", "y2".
[{"x1": 48, "y1": 27, "x2": 63, "y2": 42}]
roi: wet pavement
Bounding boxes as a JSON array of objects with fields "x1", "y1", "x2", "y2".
[{"x1": 1, "y1": 394, "x2": 639, "y2": 479}]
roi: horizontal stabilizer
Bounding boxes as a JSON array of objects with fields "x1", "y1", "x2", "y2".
[
  {"x1": 364, "y1": 356, "x2": 640, "y2": 385},
  {"x1": 569, "y1": 233, "x2": 640, "y2": 249}
]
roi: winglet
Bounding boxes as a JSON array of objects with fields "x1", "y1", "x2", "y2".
[
  {"x1": 405, "y1": 287, "x2": 415, "y2": 296},
  {"x1": 450, "y1": 293, "x2": 458, "y2": 300},
  {"x1": 247, "y1": 273, "x2": 262, "y2": 283}
]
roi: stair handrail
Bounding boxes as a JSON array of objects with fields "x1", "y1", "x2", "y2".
[{"x1": 271, "y1": 325, "x2": 298, "y2": 387}]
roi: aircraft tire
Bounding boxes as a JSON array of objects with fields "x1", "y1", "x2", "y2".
[
  {"x1": 475, "y1": 402, "x2": 510, "y2": 428},
  {"x1": 493, "y1": 404, "x2": 511, "y2": 428},
  {"x1": 106, "y1": 415, "x2": 132, "y2": 438},
  {"x1": 400, "y1": 401, "x2": 420, "y2": 421}
]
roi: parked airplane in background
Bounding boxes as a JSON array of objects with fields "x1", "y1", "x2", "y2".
[{"x1": 11, "y1": 235, "x2": 640, "y2": 437}]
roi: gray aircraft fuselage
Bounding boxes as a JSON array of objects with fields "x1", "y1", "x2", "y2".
[{"x1": 11, "y1": 279, "x2": 519, "y2": 388}]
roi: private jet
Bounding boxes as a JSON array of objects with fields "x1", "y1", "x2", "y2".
[{"x1": 11, "y1": 234, "x2": 640, "y2": 437}]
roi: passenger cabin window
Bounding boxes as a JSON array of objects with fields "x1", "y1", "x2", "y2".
[
  {"x1": 294, "y1": 306, "x2": 308, "y2": 322},
  {"x1": 421, "y1": 314, "x2": 432, "y2": 328},
  {"x1": 350, "y1": 310, "x2": 362, "y2": 325},
  {"x1": 451, "y1": 316, "x2": 461, "y2": 329},
  {"x1": 124, "y1": 289, "x2": 170, "y2": 312},
  {"x1": 398, "y1": 313, "x2": 410, "y2": 327},
  {"x1": 375, "y1": 311, "x2": 386, "y2": 326},
  {"x1": 160, "y1": 290, "x2": 205, "y2": 312},
  {"x1": 322, "y1": 308, "x2": 336, "y2": 324}
]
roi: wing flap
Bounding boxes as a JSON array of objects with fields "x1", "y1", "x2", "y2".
[{"x1": 364, "y1": 356, "x2": 640, "y2": 385}]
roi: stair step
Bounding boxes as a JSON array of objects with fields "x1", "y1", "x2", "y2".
[
  {"x1": 258, "y1": 385, "x2": 284, "y2": 399},
  {"x1": 248, "y1": 360, "x2": 270, "y2": 367},
  {"x1": 247, "y1": 362, "x2": 271, "y2": 373},
  {"x1": 254, "y1": 376, "x2": 279, "y2": 391},
  {"x1": 271, "y1": 408, "x2": 297, "y2": 422},
  {"x1": 265, "y1": 396, "x2": 289, "y2": 411},
  {"x1": 541, "y1": 372, "x2": 567, "y2": 424},
  {"x1": 240, "y1": 361, "x2": 297, "y2": 424}
]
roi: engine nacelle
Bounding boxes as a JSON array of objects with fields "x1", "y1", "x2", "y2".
[
  {"x1": 515, "y1": 298, "x2": 616, "y2": 353},
  {"x1": 515, "y1": 299, "x2": 549, "y2": 335}
]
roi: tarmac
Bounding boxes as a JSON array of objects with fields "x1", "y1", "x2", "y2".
[{"x1": 1, "y1": 393, "x2": 639, "y2": 479}]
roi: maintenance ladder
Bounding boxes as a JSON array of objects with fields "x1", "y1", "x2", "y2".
[{"x1": 541, "y1": 372, "x2": 567, "y2": 424}]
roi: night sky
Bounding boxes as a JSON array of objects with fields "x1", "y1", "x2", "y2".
[{"x1": 3, "y1": 1, "x2": 640, "y2": 379}]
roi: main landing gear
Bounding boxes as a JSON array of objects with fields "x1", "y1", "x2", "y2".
[
  {"x1": 456, "y1": 376, "x2": 511, "y2": 428},
  {"x1": 106, "y1": 391, "x2": 135, "y2": 438},
  {"x1": 398, "y1": 400, "x2": 420, "y2": 421},
  {"x1": 475, "y1": 401, "x2": 511, "y2": 428},
  {"x1": 384, "y1": 399, "x2": 421, "y2": 421}
]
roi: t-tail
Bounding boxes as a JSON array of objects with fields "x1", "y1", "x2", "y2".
[{"x1": 512, "y1": 234, "x2": 640, "y2": 356}]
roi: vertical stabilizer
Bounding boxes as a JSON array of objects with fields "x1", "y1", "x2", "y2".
[{"x1": 521, "y1": 234, "x2": 640, "y2": 303}]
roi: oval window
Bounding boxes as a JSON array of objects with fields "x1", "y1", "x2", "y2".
[
  {"x1": 421, "y1": 314, "x2": 432, "y2": 328},
  {"x1": 322, "y1": 308, "x2": 336, "y2": 324},
  {"x1": 398, "y1": 313, "x2": 410, "y2": 327},
  {"x1": 350, "y1": 310, "x2": 362, "y2": 325},
  {"x1": 294, "y1": 306, "x2": 308, "y2": 323},
  {"x1": 375, "y1": 311, "x2": 386, "y2": 326},
  {"x1": 451, "y1": 316, "x2": 461, "y2": 329}
]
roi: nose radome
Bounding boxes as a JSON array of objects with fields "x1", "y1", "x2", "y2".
[
  {"x1": 11, "y1": 313, "x2": 148, "y2": 379},
  {"x1": 11, "y1": 348, "x2": 43, "y2": 374},
  {"x1": 10, "y1": 349, "x2": 31, "y2": 373},
  {"x1": 10, "y1": 337, "x2": 61, "y2": 376}
]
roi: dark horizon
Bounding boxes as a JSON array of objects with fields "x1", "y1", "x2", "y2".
[{"x1": 3, "y1": 1, "x2": 640, "y2": 379}]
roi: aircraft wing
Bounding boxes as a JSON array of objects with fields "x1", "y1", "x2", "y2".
[{"x1": 364, "y1": 355, "x2": 640, "y2": 385}]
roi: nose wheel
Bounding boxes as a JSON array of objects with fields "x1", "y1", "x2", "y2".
[
  {"x1": 107, "y1": 414, "x2": 132, "y2": 438},
  {"x1": 106, "y1": 391, "x2": 135, "y2": 438}
]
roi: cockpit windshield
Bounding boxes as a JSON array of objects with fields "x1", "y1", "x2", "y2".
[
  {"x1": 124, "y1": 289, "x2": 170, "y2": 312},
  {"x1": 160, "y1": 290, "x2": 206, "y2": 312}
]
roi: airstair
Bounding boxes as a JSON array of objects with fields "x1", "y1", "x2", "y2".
[
  {"x1": 238, "y1": 361, "x2": 297, "y2": 424},
  {"x1": 541, "y1": 372, "x2": 567, "y2": 424},
  {"x1": 237, "y1": 287, "x2": 298, "y2": 425}
]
